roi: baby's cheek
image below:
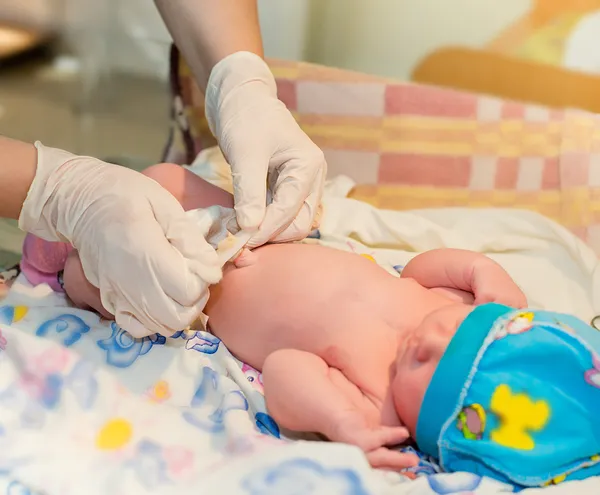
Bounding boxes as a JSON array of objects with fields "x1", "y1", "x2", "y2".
[
  {"x1": 392, "y1": 370, "x2": 428, "y2": 435},
  {"x1": 393, "y1": 346, "x2": 442, "y2": 433}
]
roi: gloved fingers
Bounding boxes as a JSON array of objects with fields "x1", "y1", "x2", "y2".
[
  {"x1": 185, "y1": 205, "x2": 242, "y2": 248},
  {"x1": 163, "y1": 215, "x2": 223, "y2": 281},
  {"x1": 146, "y1": 179, "x2": 217, "y2": 260},
  {"x1": 115, "y1": 311, "x2": 155, "y2": 339},
  {"x1": 268, "y1": 199, "x2": 320, "y2": 245},
  {"x1": 145, "y1": 193, "x2": 223, "y2": 306},
  {"x1": 270, "y1": 164, "x2": 327, "y2": 244},
  {"x1": 114, "y1": 286, "x2": 210, "y2": 338},
  {"x1": 228, "y1": 150, "x2": 270, "y2": 231},
  {"x1": 143, "y1": 227, "x2": 221, "y2": 309},
  {"x1": 158, "y1": 246, "x2": 222, "y2": 308},
  {"x1": 246, "y1": 157, "x2": 322, "y2": 248}
]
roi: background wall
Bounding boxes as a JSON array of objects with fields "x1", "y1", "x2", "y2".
[
  {"x1": 306, "y1": 0, "x2": 531, "y2": 79},
  {"x1": 0, "y1": 0, "x2": 58, "y2": 27},
  {"x1": 73, "y1": 0, "x2": 529, "y2": 81},
  {"x1": 97, "y1": 0, "x2": 529, "y2": 81},
  {"x1": 55, "y1": 0, "x2": 313, "y2": 81},
  {"x1": 4, "y1": 1, "x2": 600, "y2": 82}
]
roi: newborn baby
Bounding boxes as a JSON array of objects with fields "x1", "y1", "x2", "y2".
[
  {"x1": 24, "y1": 165, "x2": 600, "y2": 487},
  {"x1": 20, "y1": 165, "x2": 526, "y2": 468}
]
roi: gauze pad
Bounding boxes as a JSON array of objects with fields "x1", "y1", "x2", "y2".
[
  {"x1": 185, "y1": 206, "x2": 257, "y2": 332},
  {"x1": 186, "y1": 206, "x2": 257, "y2": 266}
]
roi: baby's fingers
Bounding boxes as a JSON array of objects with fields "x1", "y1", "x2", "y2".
[
  {"x1": 362, "y1": 426, "x2": 410, "y2": 451},
  {"x1": 366, "y1": 448, "x2": 419, "y2": 471}
]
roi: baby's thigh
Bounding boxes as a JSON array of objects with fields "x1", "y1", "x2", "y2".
[
  {"x1": 142, "y1": 162, "x2": 234, "y2": 211},
  {"x1": 63, "y1": 250, "x2": 112, "y2": 318}
]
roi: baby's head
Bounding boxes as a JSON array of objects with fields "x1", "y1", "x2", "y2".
[{"x1": 390, "y1": 304, "x2": 472, "y2": 436}]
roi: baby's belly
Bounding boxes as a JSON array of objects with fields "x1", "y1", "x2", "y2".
[
  {"x1": 205, "y1": 244, "x2": 403, "y2": 368},
  {"x1": 204, "y1": 243, "x2": 455, "y2": 370}
]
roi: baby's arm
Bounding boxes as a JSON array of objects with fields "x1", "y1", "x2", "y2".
[
  {"x1": 262, "y1": 349, "x2": 417, "y2": 470},
  {"x1": 401, "y1": 249, "x2": 527, "y2": 308}
]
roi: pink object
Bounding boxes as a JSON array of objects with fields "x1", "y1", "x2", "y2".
[
  {"x1": 36, "y1": 348, "x2": 70, "y2": 374},
  {"x1": 163, "y1": 446, "x2": 194, "y2": 476},
  {"x1": 241, "y1": 363, "x2": 264, "y2": 393},
  {"x1": 20, "y1": 234, "x2": 72, "y2": 292}
]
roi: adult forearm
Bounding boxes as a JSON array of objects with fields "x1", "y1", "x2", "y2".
[
  {"x1": 0, "y1": 136, "x2": 37, "y2": 220},
  {"x1": 154, "y1": 0, "x2": 263, "y2": 91}
]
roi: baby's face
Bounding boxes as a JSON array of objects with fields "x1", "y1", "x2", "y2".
[{"x1": 391, "y1": 304, "x2": 472, "y2": 435}]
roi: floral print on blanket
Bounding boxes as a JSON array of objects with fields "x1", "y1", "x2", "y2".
[
  {"x1": 185, "y1": 331, "x2": 221, "y2": 354},
  {"x1": 0, "y1": 346, "x2": 99, "y2": 429},
  {"x1": 97, "y1": 322, "x2": 166, "y2": 368},
  {"x1": 242, "y1": 458, "x2": 369, "y2": 495},
  {"x1": 0, "y1": 305, "x2": 28, "y2": 325},
  {"x1": 183, "y1": 366, "x2": 249, "y2": 433},
  {"x1": 36, "y1": 314, "x2": 90, "y2": 347}
]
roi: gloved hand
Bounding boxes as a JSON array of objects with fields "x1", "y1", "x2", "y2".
[
  {"x1": 19, "y1": 142, "x2": 222, "y2": 337},
  {"x1": 205, "y1": 51, "x2": 327, "y2": 248}
]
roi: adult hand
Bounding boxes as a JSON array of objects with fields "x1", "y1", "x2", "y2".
[
  {"x1": 205, "y1": 52, "x2": 327, "y2": 248},
  {"x1": 19, "y1": 142, "x2": 222, "y2": 337}
]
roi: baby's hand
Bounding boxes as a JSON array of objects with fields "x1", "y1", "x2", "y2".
[
  {"x1": 472, "y1": 261, "x2": 527, "y2": 309},
  {"x1": 333, "y1": 417, "x2": 418, "y2": 471},
  {"x1": 473, "y1": 279, "x2": 527, "y2": 309},
  {"x1": 475, "y1": 285, "x2": 527, "y2": 309},
  {"x1": 361, "y1": 427, "x2": 419, "y2": 470}
]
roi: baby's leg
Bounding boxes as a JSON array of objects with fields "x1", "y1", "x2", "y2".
[
  {"x1": 63, "y1": 249, "x2": 112, "y2": 318},
  {"x1": 143, "y1": 162, "x2": 233, "y2": 210},
  {"x1": 20, "y1": 233, "x2": 73, "y2": 292},
  {"x1": 63, "y1": 163, "x2": 234, "y2": 316}
]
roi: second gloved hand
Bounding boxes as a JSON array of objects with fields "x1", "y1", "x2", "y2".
[
  {"x1": 205, "y1": 52, "x2": 327, "y2": 248},
  {"x1": 19, "y1": 142, "x2": 222, "y2": 337}
]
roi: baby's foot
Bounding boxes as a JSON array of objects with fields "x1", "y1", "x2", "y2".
[{"x1": 21, "y1": 234, "x2": 72, "y2": 291}]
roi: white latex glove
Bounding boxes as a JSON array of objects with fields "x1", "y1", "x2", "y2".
[
  {"x1": 19, "y1": 142, "x2": 222, "y2": 337},
  {"x1": 205, "y1": 51, "x2": 327, "y2": 248}
]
